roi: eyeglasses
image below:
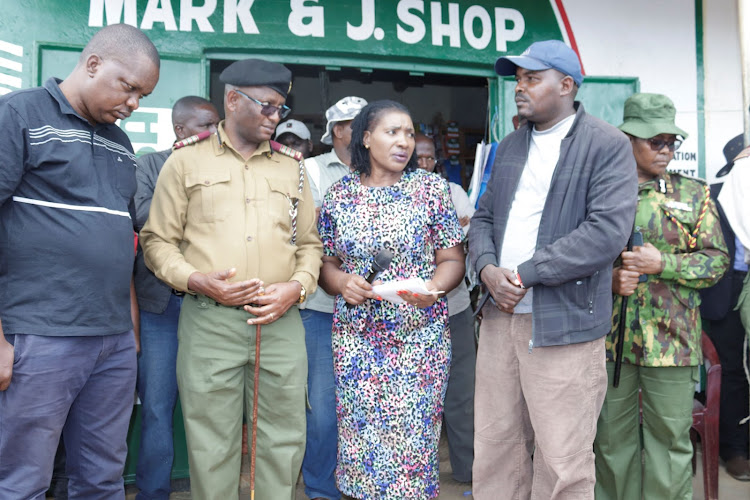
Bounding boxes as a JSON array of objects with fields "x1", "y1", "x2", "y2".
[
  {"x1": 234, "y1": 89, "x2": 291, "y2": 119},
  {"x1": 417, "y1": 155, "x2": 437, "y2": 164},
  {"x1": 645, "y1": 137, "x2": 682, "y2": 152}
]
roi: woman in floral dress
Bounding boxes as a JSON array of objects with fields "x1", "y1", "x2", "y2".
[{"x1": 317, "y1": 100, "x2": 465, "y2": 499}]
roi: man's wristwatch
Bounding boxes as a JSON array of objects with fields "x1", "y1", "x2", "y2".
[{"x1": 296, "y1": 282, "x2": 307, "y2": 304}]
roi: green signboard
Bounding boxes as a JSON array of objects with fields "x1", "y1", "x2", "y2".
[
  {"x1": 2, "y1": 1, "x2": 567, "y2": 84},
  {"x1": 0, "y1": 1, "x2": 635, "y2": 150}
]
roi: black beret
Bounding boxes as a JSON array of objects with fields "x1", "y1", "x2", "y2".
[{"x1": 219, "y1": 58, "x2": 293, "y2": 99}]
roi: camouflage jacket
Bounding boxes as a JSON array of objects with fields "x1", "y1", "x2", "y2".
[{"x1": 607, "y1": 172, "x2": 729, "y2": 367}]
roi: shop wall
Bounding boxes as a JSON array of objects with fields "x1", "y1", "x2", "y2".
[
  {"x1": 561, "y1": 0, "x2": 701, "y2": 178},
  {"x1": 703, "y1": 0, "x2": 743, "y2": 180}
]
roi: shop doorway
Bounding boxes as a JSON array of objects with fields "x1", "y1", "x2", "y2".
[{"x1": 209, "y1": 60, "x2": 489, "y2": 189}]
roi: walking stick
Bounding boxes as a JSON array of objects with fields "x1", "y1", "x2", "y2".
[
  {"x1": 613, "y1": 232, "x2": 640, "y2": 388},
  {"x1": 250, "y1": 323, "x2": 261, "y2": 500},
  {"x1": 612, "y1": 289, "x2": 629, "y2": 388}
]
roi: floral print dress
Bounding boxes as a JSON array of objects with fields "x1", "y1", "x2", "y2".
[{"x1": 318, "y1": 169, "x2": 463, "y2": 499}]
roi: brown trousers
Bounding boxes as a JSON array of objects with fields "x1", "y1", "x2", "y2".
[{"x1": 473, "y1": 308, "x2": 607, "y2": 500}]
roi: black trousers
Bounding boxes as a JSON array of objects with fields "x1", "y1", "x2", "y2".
[{"x1": 704, "y1": 271, "x2": 750, "y2": 460}]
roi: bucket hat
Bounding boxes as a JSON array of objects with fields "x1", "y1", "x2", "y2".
[
  {"x1": 320, "y1": 96, "x2": 368, "y2": 145},
  {"x1": 618, "y1": 93, "x2": 688, "y2": 139}
]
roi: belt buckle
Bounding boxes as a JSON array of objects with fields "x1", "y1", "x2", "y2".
[{"x1": 172, "y1": 289, "x2": 186, "y2": 297}]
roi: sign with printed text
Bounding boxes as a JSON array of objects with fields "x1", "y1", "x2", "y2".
[{"x1": 85, "y1": 0, "x2": 566, "y2": 68}]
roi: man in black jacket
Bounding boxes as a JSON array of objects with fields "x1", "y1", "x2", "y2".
[
  {"x1": 700, "y1": 134, "x2": 750, "y2": 481},
  {"x1": 469, "y1": 40, "x2": 637, "y2": 499},
  {"x1": 133, "y1": 96, "x2": 219, "y2": 499}
]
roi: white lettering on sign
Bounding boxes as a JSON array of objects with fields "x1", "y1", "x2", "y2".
[
  {"x1": 430, "y1": 2, "x2": 460, "y2": 48},
  {"x1": 89, "y1": 0, "x2": 138, "y2": 26},
  {"x1": 463, "y1": 5, "x2": 492, "y2": 50},
  {"x1": 224, "y1": 0, "x2": 258, "y2": 34},
  {"x1": 141, "y1": 0, "x2": 178, "y2": 31},
  {"x1": 395, "y1": 2, "x2": 524, "y2": 51},
  {"x1": 88, "y1": 0, "x2": 527, "y2": 55},
  {"x1": 396, "y1": 0, "x2": 425, "y2": 45},
  {"x1": 180, "y1": 0, "x2": 216, "y2": 32},
  {"x1": 288, "y1": 0, "x2": 324, "y2": 38},
  {"x1": 495, "y1": 7, "x2": 525, "y2": 52},
  {"x1": 347, "y1": 0, "x2": 376, "y2": 41}
]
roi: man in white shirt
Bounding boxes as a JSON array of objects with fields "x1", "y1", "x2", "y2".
[
  {"x1": 469, "y1": 40, "x2": 637, "y2": 499},
  {"x1": 717, "y1": 151, "x2": 750, "y2": 480},
  {"x1": 301, "y1": 96, "x2": 367, "y2": 500},
  {"x1": 416, "y1": 133, "x2": 476, "y2": 482}
]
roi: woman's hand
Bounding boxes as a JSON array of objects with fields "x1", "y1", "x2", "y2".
[
  {"x1": 397, "y1": 280, "x2": 440, "y2": 309},
  {"x1": 621, "y1": 242, "x2": 664, "y2": 275},
  {"x1": 340, "y1": 273, "x2": 378, "y2": 305},
  {"x1": 612, "y1": 266, "x2": 641, "y2": 296}
]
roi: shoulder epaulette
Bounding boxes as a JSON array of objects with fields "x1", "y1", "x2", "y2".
[
  {"x1": 270, "y1": 140, "x2": 304, "y2": 161},
  {"x1": 173, "y1": 130, "x2": 213, "y2": 150}
]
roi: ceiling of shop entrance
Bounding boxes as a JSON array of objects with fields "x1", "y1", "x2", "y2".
[{"x1": 209, "y1": 60, "x2": 489, "y2": 146}]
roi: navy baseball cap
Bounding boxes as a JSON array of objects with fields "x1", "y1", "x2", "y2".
[{"x1": 495, "y1": 40, "x2": 583, "y2": 87}]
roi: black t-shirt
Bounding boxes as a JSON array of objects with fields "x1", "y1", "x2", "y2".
[{"x1": 0, "y1": 78, "x2": 136, "y2": 336}]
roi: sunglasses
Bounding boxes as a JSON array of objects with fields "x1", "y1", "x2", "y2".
[
  {"x1": 645, "y1": 137, "x2": 682, "y2": 152},
  {"x1": 234, "y1": 89, "x2": 291, "y2": 119}
]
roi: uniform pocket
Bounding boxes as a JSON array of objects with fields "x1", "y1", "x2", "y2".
[
  {"x1": 266, "y1": 177, "x2": 299, "y2": 231},
  {"x1": 669, "y1": 286, "x2": 697, "y2": 310},
  {"x1": 185, "y1": 171, "x2": 232, "y2": 223},
  {"x1": 661, "y1": 202, "x2": 697, "y2": 248}
]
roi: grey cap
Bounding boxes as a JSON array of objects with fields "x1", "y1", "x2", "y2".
[
  {"x1": 320, "y1": 96, "x2": 368, "y2": 145},
  {"x1": 275, "y1": 119, "x2": 311, "y2": 140}
]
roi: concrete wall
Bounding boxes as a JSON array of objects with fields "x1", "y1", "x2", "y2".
[
  {"x1": 563, "y1": 0, "x2": 701, "y2": 177},
  {"x1": 703, "y1": 0, "x2": 744, "y2": 180},
  {"x1": 564, "y1": 0, "x2": 743, "y2": 181}
]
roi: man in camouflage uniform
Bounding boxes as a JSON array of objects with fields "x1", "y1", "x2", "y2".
[{"x1": 594, "y1": 93, "x2": 729, "y2": 500}]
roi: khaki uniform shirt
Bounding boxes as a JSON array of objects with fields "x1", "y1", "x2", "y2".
[{"x1": 140, "y1": 122, "x2": 322, "y2": 295}]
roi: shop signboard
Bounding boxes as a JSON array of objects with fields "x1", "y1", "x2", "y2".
[
  {"x1": 0, "y1": 1, "x2": 577, "y2": 154},
  {"x1": 0, "y1": 1, "x2": 703, "y2": 178}
]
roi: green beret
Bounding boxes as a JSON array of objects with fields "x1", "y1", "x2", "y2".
[{"x1": 219, "y1": 58, "x2": 292, "y2": 99}]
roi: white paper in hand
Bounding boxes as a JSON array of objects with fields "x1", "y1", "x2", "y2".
[{"x1": 371, "y1": 277, "x2": 441, "y2": 304}]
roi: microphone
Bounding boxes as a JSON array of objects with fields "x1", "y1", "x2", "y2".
[
  {"x1": 365, "y1": 249, "x2": 394, "y2": 284},
  {"x1": 346, "y1": 249, "x2": 394, "y2": 308}
]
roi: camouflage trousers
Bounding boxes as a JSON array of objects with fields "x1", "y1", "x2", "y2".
[{"x1": 594, "y1": 363, "x2": 699, "y2": 500}]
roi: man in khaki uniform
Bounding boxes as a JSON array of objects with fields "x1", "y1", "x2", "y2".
[{"x1": 140, "y1": 58, "x2": 322, "y2": 500}]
